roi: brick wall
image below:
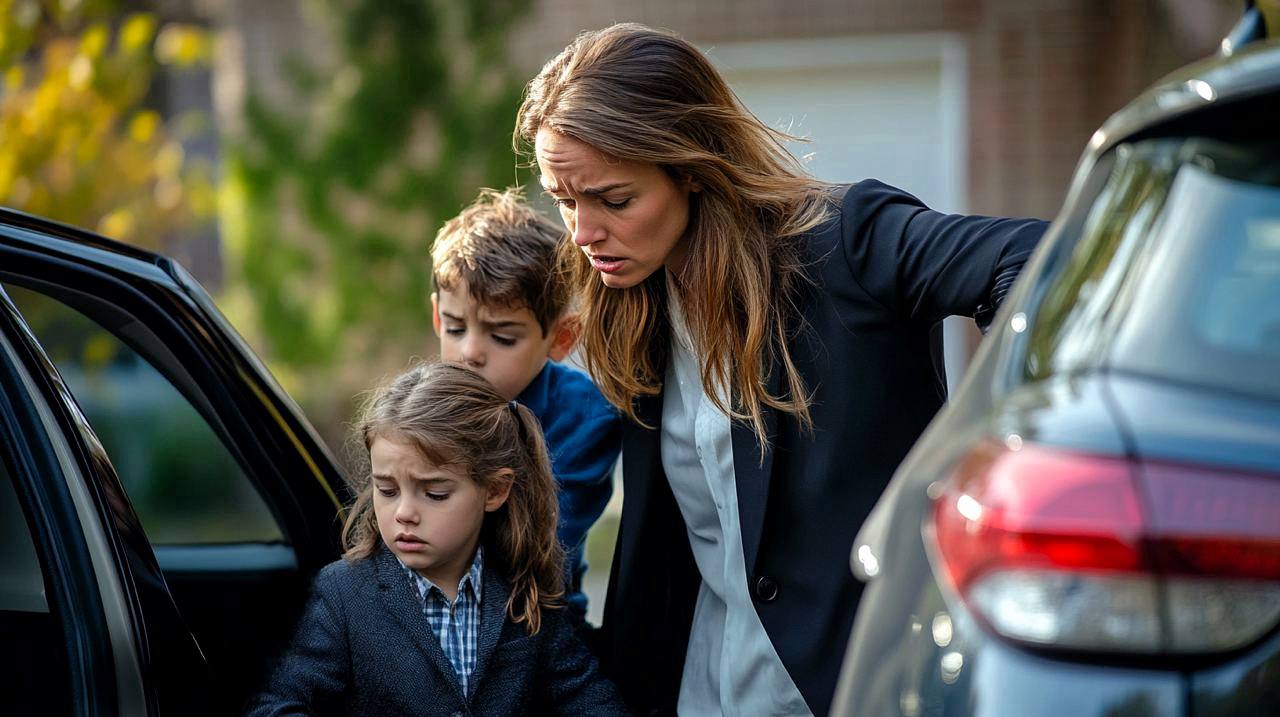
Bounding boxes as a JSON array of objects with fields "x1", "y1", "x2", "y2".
[
  {"x1": 205, "y1": 0, "x2": 1237, "y2": 219},
  {"x1": 511, "y1": 0, "x2": 1235, "y2": 218}
]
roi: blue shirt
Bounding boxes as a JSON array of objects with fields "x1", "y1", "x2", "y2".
[
  {"x1": 516, "y1": 360, "x2": 621, "y2": 617},
  {"x1": 401, "y1": 548, "x2": 484, "y2": 696}
]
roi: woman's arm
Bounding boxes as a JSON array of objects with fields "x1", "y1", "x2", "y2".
[
  {"x1": 244, "y1": 566, "x2": 351, "y2": 717},
  {"x1": 839, "y1": 180, "x2": 1048, "y2": 329}
]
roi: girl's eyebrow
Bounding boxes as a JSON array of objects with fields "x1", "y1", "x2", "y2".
[{"x1": 371, "y1": 473, "x2": 456, "y2": 485}]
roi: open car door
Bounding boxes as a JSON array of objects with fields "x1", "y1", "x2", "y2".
[{"x1": 0, "y1": 211, "x2": 349, "y2": 714}]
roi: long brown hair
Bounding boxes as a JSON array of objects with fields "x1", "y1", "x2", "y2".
[
  {"x1": 342, "y1": 362, "x2": 564, "y2": 634},
  {"x1": 515, "y1": 23, "x2": 833, "y2": 446}
]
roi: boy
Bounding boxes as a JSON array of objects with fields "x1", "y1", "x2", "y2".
[{"x1": 430, "y1": 187, "x2": 620, "y2": 623}]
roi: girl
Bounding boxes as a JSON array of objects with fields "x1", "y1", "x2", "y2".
[
  {"x1": 248, "y1": 363, "x2": 627, "y2": 716},
  {"x1": 516, "y1": 23, "x2": 1048, "y2": 717}
]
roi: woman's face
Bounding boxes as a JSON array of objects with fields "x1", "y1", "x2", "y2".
[{"x1": 536, "y1": 128, "x2": 694, "y2": 289}]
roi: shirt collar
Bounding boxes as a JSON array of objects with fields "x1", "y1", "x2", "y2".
[
  {"x1": 400, "y1": 546, "x2": 484, "y2": 605},
  {"x1": 666, "y1": 271, "x2": 694, "y2": 353}
]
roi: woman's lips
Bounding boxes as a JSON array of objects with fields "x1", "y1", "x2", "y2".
[{"x1": 589, "y1": 255, "x2": 626, "y2": 274}]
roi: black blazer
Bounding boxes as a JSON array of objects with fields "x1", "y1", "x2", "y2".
[
  {"x1": 596, "y1": 181, "x2": 1048, "y2": 716},
  {"x1": 247, "y1": 545, "x2": 628, "y2": 716}
]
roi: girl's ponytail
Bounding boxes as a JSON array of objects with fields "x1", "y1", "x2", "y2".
[{"x1": 496, "y1": 401, "x2": 565, "y2": 634}]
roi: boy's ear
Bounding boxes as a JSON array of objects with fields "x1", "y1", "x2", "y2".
[
  {"x1": 547, "y1": 314, "x2": 580, "y2": 362},
  {"x1": 430, "y1": 292, "x2": 442, "y2": 337},
  {"x1": 484, "y1": 469, "x2": 515, "y2": 512}
]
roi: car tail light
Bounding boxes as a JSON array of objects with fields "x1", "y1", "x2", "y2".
[{"x1": 929, "y1": 439, "x2": 1280, "y2": 654}]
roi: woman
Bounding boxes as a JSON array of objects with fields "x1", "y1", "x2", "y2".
[{"x1": 516, "y1": 24, "x2": 1046, "y2": 716}]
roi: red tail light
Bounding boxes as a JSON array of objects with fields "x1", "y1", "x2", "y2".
[{"x1": 930, "y1": 439, "x2": 1280, "y2": 653}]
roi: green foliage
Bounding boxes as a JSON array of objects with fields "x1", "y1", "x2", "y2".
[
  {"x1": 0, "y1": 0, "x2": 215, "y2": 250},
  {"x1": 220, "y1": 0, "x2": 532, "y2": 383}
]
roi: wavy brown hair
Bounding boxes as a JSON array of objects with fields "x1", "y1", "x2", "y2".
[
  {"x1": 341, "y1": 362, "x2": 565, "y2": 634},
  {"x1": 515, "y1": 23, "x2": 833, "y2": 446}
]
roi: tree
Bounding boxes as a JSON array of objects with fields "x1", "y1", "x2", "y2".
[
  {"x1": 219, "y1": 0, "x2": 532, "y2": 402},
  {"x1": 0, "y1": 0, "x2": 215, "y2": 251}
]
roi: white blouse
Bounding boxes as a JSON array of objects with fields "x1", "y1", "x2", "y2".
[{"x1": 660, "y1": 274, "x2": 812, "y2": 717}]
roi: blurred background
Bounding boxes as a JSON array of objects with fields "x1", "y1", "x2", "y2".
[{"x1": 0, "y1": 0, "x2": 1244, "y2": 621}]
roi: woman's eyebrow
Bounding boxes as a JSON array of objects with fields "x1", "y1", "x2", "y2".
[
  {"x1": 539, "y1": 179, "x2": 631, "y2": 195},
  {"x1": 581, "y1": 182, "x2": 631, "y2": 196}
]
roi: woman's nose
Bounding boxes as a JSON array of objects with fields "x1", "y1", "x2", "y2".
[{"x1": 572, "y1": 206, "x2": 602, "y2": 247}]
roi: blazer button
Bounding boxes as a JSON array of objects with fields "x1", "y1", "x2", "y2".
[{"x1": 753, "y1": 575, "x2": 780, "y2": 602}]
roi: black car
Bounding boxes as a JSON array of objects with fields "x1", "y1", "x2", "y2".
[
  {"x1": 832, "y1": 11, "x2": 1280, "y2": 717},
  {"x1": 0, "y1": 213, "x2": 349, "y2": 713}
]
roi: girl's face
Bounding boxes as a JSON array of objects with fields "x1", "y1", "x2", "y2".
[
  {"x1": 536, "y1": 128, "x2": 695, "y2": 289},
  {"x1": 370, "y1": 435, "x2": 511, "y2": 591}
]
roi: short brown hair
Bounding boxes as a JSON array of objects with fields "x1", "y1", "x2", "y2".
[{"x1": 431, "y1": 187, "x2": 569, "y2": 334}]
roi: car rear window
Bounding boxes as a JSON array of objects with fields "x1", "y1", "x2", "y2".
[
  {"x1": 1107, "y1": 143, "x2": 1280, "y2": 400},
  {"x1": 1025, "y1": 138, "x2": 1280, "y2": 400}
]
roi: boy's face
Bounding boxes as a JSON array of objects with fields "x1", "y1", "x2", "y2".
[
  {"x1": 432, "y1": 280, "x2": 574, "y2": 400},
  {"x1": 371, "y1": 435, "x2": 510, "y2": 593}
]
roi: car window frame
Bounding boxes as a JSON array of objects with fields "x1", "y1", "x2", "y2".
[
  {"x1": 0, "y1": 286, "x2": 140, "y2": 715},
  {"x1": 992, "y1": 150, "x2": 1121, "y2": 394},
  {"x1": 3, "y1": 279, "x2": 287, "y2": 546},
  {"x1": 0, "y1": 226, "x2": 347, "y2": 568}
]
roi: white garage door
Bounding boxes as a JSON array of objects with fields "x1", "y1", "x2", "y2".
[
  {"x1": 709, "y1": 34, "x2": 967, "y2": 212},
  {"x1": 710, "y1": 34, "x2": 974, "y2": 386}
]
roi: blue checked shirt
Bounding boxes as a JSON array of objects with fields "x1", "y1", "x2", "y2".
[{"x1": 401, "y1": 548, "x2": 484, "y2": 696}]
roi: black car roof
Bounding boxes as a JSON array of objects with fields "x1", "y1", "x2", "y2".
[{"x1": 1088, "y1": 38, "x2": 1280, "y2": 159}]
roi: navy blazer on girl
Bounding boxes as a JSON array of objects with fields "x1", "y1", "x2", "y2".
[
  {"x1": 595, "y1": 181, "x2": 1048, "y2": 716},
  {"x1": 247, "y1": 545, "x2": 627, "y2": 716}
]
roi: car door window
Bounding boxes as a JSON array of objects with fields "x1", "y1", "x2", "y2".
[{"x1": 2, "y1": 283, "x2": 282, "y2": 545}]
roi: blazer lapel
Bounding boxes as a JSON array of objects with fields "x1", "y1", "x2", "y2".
[
  {"x1": 621, "y1": 388, "x2": 665, "y2": 517},
  {"x1": 466, "y1": 568, "x2": 510, "y2": 696},
  {"x1": 374, "y1": 547, "x2": 467, "y2": 702},
  {"x1": 733, "y1": 365, "x2": 782, "y2": 576}
]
